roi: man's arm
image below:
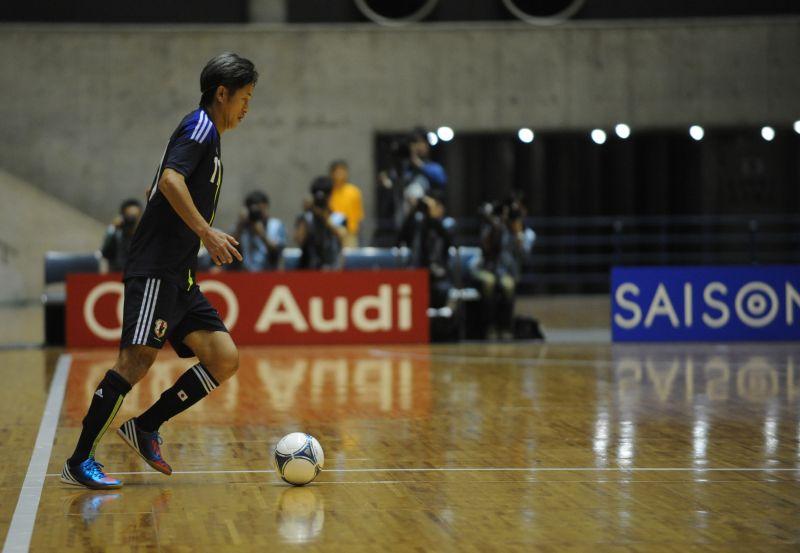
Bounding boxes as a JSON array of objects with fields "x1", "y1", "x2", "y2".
[
  {"x1": 100, "y1": 226, "x2": 117, "y2": 261},
  {"x1": 158, "y1": 168, "x2": 242, "y2": 266}
]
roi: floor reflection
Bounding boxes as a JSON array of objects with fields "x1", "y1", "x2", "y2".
[
  {"x1": 62, "y1": 490, "x2": 121, "y2": 525},
  {"x1": 612, "y1": 344, "x2": 799, "y2": 404},
  {"x1": 276, "y1": 487, "x2": 325, "y2": 544},
  {"x1": 65, "y1": 346, "x2": 431, "y2": 426},
  {"x1": 608, "y1": 344, "x2": 800, "y2": 469}
]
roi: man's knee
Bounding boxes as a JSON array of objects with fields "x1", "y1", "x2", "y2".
[
  {"x1": 114, "y1": 345, "x2": 158, "y2": 385},
  {"x1": 500, "y1": 275, "x2": 516, "y2": 296},
  {"x1": 202, "y1": 341, "x2": 239, "y2": 383},
  {"x1": 477, "y1": 271, "x2": 496, "y2": 294}
]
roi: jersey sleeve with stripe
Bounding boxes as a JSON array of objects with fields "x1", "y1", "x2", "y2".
[{"x1": 164, "y1": 109, "x2": 216, "y2": 179}]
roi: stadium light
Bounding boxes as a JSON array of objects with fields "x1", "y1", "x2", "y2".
[
  {"x1": 761, "y1": 126, "x2": 775, "y2": 141},
  {"x1": 437, "y1": 126, "x2": 454, "y2": 142},
  {"x1": 794, "y1": 120, "x2": 800, "y2": 135},
  {"x1": 427, "y1": 131, "x2": 439, "y2": 146},
  {"x1": 614, "y1": 123, "x2": 631, "y2": 139},
  {"x1": 689, "y1": 125, "x2": 704, "y2": 141},
  {"x1": 590, "y1": 129, "x2": 607, "y2": 145},
  {"x1": 518, "y1": 128, "x2": 534, "y2": 143}
]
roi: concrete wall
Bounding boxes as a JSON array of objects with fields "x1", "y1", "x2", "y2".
[
  {"x1": 0, "y1": 19, "x2": 798, "y2": 240},
  {"x1": 0, "y1": 170, "x2": 104, "y2": 303}
]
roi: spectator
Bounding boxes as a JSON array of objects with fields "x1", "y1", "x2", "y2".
[
  {"x1": 328, "y1": 160, "x2": 364, "y2": 248},
  {"x1": 101, "y1": 199, "x2": 142, "y2": 272},
  {"x1": 408, "y1": 127, "x2": 447, "y2": 192},
  {"x1": 378, "y1": 127, "x2": 448, "y2": 237},
  {"x1": 398, "y1": 189, "x2": 454, "y2": 308},
  {"x1": 229, "y1": 191, "x2": 286, "y2": 271},
  {"x1": 471, "y1": 197, "x2": 535, "y2": 339},
  {"x1": 295, "y1": 177, "x2": 347, "y2": 270}
]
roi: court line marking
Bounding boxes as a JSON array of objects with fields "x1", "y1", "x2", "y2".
[
  {"x1": 3, "y1": 354, "x2": 71, "y2": 553},
  {"x1": 44, "y1": 466, "x2": 800, "y2": 477}
]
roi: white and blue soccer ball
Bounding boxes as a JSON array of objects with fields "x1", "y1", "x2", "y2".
[{"x1": 273, "y1": 433, "x2": 324, "y2": 486}]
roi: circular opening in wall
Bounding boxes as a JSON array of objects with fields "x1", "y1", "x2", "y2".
[
  {"x1": 355, "y1": 0, "x2": 440, "y2": 26},
  {"x1": 502, "y1": 0, "x2": 586, "y2": 25}
]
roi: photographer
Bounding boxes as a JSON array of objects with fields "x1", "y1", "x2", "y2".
[
  {"x1": 100, "y1": 198, "x2": 142, "y2": 272},
  {"x1": 398, "y1": 189, "x2": 454, "y2": 308},
  {"x1": 471, "y1": 196, "x2": 536, "y2": 339},
  {"x1": 378, "y1": 127, "x2": 448, "y2": 234},
  {"x1": 295, "y1": 176, "x2": 347, "y2": 270},
  {"x1": 230, "y1": 191, "x2": 286, "y2": 272}
]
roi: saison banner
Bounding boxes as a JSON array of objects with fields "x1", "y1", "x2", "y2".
[{"x1": 612, "y1": 265, "x2": 800, "y2": 342}]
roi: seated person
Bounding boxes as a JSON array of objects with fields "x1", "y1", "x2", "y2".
[
  {"x1": 397, "y1": 189, "x2": 454, "y2": 308},
  {"x1": 229, "y1": 191, "x2": 286, "y2": 271},
  {"x1": 471, "y1": 197, "x2": 535, "y2": 339},
  {"x1": 101, "y1": 198, "x2": 142, "y2": 272},
  {"x1": 295, "y1": 177, "x2": 347, "y2": 270}
]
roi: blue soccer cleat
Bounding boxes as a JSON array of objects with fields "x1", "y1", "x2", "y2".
[
  {"x1": 60, "y1": 458, "x2": 122, "y2": 490},
  {"x1": 117, "y1": 418, "x2": 173, "y2": 475}
]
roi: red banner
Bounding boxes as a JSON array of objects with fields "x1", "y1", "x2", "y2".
[{"x1": 66, "y1": 270, "x2": 429, "y2": 347}]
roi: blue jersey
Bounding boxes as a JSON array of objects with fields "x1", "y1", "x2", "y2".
[{"x1": 125, "y1": 108, "x2": 223, "y2": 288}]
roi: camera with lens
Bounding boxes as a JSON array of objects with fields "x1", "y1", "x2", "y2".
[
  {"x1": 389, "y1": 136, "x2": 412, "y2": 163},
  {"x1": 121, "y1": 213, "x2": 139, "y2": 230},
  {"x1": 312, "y1": 190, "x2": 329, "y2": 210},
  {"x1": 247, "y1": 204, "x2": 264, "y2": 223},
  {"x1": 309, "y1": 176, "x2": 333, "y2": 213}
]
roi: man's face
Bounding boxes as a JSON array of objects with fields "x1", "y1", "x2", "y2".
[
  {"x1": 411, "y1": 138, "x2": 429, "y2": 159},
  {"x1": 331, "y1": 165, "x2": 348, "y2": 185},
  {"x1": 122, "y1": 205, "x2": 142, "y2": 224},
  {"x1": 221, "y1": 83, "x2": 255, "y2": 131}
]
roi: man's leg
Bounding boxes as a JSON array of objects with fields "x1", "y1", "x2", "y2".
[
  {"x1": 61, "y1": 345, "x2": 156, "y2": 489},
  {"x1": 498, "y1": 274, "x2": 517, "y2": 339},
  {"x1": 69, "y1": 345, "x2": 155, "y2": 465},
  {"x1": 475, "y1": 270, "x2": 497, "y2": 339},
  {"x1": 135, "y1": 330, "x2": 238, "y2": 433}
]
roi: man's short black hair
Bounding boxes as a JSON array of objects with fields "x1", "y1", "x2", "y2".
[
  {"x1": 119, "y1": 198, "x2": 142, "y2": 214},
  {"x1": 329, "y1": 159, "x2": 348, "y2": 173},
  {"x1": 245, "y1": 190, "x2": 269, "y2": 207},
  {"x1": 200, "y1": 52, "x2": 259, "y2": 108},
  {"x1": 409, "y1": 126, "x2": 429, "y2": 143}
]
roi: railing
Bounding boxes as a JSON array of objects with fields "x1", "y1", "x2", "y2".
[{"x1": 376, "y1": 214, "x2": 800, "y2": 294}]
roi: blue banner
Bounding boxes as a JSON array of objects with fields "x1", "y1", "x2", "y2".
[{"x1": 611, "y1": 265, "x2": 800, "y2": 342}]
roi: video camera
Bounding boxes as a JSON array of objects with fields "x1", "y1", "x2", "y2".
[{"x1": 309, "y1": 176, "x2": 333, "y2": 211}]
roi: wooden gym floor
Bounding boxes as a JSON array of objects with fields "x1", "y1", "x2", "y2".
[{"x1": 1, "y1": 342, "x2": 798, "y2": 552}]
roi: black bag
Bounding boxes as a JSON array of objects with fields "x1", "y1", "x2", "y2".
[{"x1": 513, "y1": 315, "x2": 545, "y2": 340}]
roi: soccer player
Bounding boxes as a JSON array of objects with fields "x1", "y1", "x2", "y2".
[{"x1": 61, "y1": 53, "x2": 257, "y2": 489}]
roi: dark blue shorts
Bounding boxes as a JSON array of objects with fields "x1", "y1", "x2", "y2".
[{"x1": 120, "y1": 277, "x2": 228, "y2": 358}]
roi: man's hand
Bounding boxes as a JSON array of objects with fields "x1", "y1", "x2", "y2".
[
  {"x1": 378, "y1": 171, "x2": 393, "y2": 189},
  {"x1": 201, "y1": 227, "x2": 243, "y2": 266}
]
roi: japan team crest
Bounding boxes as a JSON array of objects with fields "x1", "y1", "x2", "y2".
[{"x1": 153, "y1": 319, "x2": 168, "y2": 340}]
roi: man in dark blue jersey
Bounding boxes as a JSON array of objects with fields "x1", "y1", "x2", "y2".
[{"x1": 61, "y1": 53, "x2": 257, "y2": 490}]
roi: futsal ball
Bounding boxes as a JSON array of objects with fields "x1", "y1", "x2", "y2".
[{"x1": 273, "y1": 433, "x2": 324, "y2": 486}]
